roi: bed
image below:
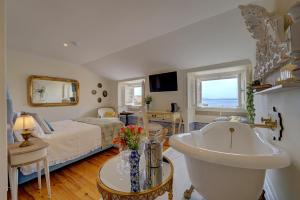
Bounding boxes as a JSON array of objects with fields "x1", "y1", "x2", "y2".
[{"x1": 18, "y1": 117, "x2": 123, "y2": 184}]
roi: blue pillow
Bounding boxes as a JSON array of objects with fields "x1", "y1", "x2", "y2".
[{"x1": 44, "y1": 119, "x2": 54, "y2": 131}]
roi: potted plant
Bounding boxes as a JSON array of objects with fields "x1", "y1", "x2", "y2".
[
  {"x1": 144, "y1": 95, "x2": 152, "y2": 111},
  {"x1": 246, "y1": 83, "x2": 255, "y2": 124},
  {"x1": 112, "y1": 125, "x2": 145, "y2": 192}
]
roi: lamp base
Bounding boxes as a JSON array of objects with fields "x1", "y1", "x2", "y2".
[
  {"x1": 19, "y1": 131, "x2": 32, "y2": 148},
  {"x1": 19, "y1": 140, "x2": 33, "y2": 147}
]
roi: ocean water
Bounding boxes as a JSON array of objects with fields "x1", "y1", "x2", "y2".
[{"x1": 202, "y1": 98, "x2": 238, "y2": 108}]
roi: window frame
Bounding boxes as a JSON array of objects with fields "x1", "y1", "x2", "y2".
[
  {"x1": 120, "y1": 79, "x2": 145, "y2": 109},
  {"x1": 195, "y1": 70, "x2": 246, "y2": 112},
  {"x1": 124, "y1": 83, "x2": 143, "y2": 107}
]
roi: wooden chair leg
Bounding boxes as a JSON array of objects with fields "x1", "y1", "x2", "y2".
[{"x1": 258, "y1": 190, "x2": 266, "y2": 200}]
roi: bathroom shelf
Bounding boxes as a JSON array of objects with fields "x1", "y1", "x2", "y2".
[{"x1": 255, "y1": 82, "x2": 300, "y2": 95}]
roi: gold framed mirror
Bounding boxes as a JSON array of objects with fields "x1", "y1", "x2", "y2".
[{"x1": 27, "y1": 75, "x2": 80, "y2": 107}]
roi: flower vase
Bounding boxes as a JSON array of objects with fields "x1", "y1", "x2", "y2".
[
  {"x1": 146, "y1": 103, "x2": 150, "y2": 111},
  {"x1": 129, "y1": 150, "x2": 140, "y2": 192}
]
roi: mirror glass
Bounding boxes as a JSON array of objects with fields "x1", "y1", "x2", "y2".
[{"x1": 28, "y1": 75, "x2": 79, "y2": 106}]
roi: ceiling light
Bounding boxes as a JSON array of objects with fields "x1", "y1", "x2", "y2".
[{"x1": 63, "y1": 41, "x2": 78, "y2": 47}]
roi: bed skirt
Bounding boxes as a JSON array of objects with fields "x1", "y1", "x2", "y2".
[{"x1": 18, "y1": 145, "x2": 114, "y2": 185}]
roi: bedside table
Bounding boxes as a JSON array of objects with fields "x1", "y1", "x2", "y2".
[{"x1": 8, "y1": 137, "x2": 51, "y2": 200}]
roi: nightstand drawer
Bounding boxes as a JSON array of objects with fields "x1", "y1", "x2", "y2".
[
  {"x1": 148, "y1": 113, "x2": 173, "y2": 120},
  {"x1": 9, "y1": 148, "x2": 47, "y2": 167}
]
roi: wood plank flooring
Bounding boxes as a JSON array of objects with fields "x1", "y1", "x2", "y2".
[{"x1": 11, "y1": 142, "x2": 169, "y2": 200}]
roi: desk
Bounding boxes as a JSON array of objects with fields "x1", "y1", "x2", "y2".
[{"x1": 147, "y1": 111, "x2": 182, "y2": 135}]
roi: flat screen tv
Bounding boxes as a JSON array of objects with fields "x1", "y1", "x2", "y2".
[{"x1": 149, "y1": 71, "x2": 178, "y2": 92}]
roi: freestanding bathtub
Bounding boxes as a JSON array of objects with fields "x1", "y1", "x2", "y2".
[{"x1": 170, "y1": 121, "x2": 290, "y2": 200}]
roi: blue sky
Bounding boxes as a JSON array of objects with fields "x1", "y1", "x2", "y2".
[{"x1": 202, "y1": 78, "x2": 238, "y2": 99}]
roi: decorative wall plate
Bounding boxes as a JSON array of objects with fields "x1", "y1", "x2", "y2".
[
  {"x1": 91, "y1": 90, "x2": 97, "y2": 95},
  {"x1": 98, "y1": 83, "x2": 102, "y2": 88},
  {"x1": 98, "y1": 97, "x2": 102, "y2": 103},
  {"x1": 103, "y1": 90, "x2": 108, "y2": 97}
]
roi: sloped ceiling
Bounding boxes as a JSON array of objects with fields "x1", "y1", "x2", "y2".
[
  {"x1": 86, "y1": 8, "x2": 257, "y2": 80},
  {"x1": 8, "y1": 0, "x2": 257, "y2": 80}
]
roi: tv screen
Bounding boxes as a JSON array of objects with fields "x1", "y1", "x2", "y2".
[{"x1": 149, "y1": 71, "x2": 178, "y2": 92}]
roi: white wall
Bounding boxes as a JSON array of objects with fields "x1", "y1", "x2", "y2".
[
  {"x1": 0, "y1": 0, "x2": 7, "y2": 198},
  {"x1": 253, "y1": 0, "x2": 300, "y2": 199},
  {"x1": 7, "y1": 51, "x2": 116, "y2": 121},
  {"x1": 254, "y1": 86, "x2": 300, "y2": 200},
  {"x1": 144, "y1": 70, "x2": 186, "y2": 112}
]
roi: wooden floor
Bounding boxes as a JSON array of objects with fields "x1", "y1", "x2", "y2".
[{"x1": 11, "y1": 142, "x2": 170, "y2": 200}]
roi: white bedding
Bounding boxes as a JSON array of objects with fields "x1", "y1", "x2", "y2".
[{"x1": 21, "y1": 120, "x2": 102, "y2": 175}]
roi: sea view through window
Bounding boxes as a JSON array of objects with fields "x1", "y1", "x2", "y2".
[{"x1": 201, "y1": 78, "x2": 239, "y2": 108}]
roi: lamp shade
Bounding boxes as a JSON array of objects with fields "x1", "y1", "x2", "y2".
[{"x1": 13, "y1": 115, "x2": 35, "y2": 131}]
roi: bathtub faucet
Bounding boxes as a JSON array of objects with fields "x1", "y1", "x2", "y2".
[
  {"x1": 229, "y1": 128, "x2": 235, "y2": 148},
  {"x1": 249, "y1": 117, "x2": 277, "y2": 130}
]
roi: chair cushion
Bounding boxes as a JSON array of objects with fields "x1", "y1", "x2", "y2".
[
  {"x1": 98, "y1": 107, "x2": 115, "y2": 118},
  {"x1": 103, "y1": 111, "x2": 116, "y2": 118}
]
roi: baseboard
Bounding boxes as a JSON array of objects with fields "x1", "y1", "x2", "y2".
[{"x1": 264, "y1": 175, "x2": 279, "y2": 200}]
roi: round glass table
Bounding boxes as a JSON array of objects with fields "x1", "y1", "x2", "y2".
[{"x1": 97, "y1": 154, "x2": 174, "y2": 200}]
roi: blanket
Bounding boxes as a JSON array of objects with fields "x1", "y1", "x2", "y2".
[{"x1": 73, "y1": 117, "x2": 124, "y2": 148}]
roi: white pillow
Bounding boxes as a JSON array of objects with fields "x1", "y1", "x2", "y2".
[{"x1": 31, "y1": 119, "x2": 46, "y2": 138}]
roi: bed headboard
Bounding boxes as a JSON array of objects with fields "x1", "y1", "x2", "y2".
[{"x1": 7, "y1": 89, "x2": 16, "y2": 144}]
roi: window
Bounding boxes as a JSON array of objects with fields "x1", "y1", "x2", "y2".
[
  {"x1": 119, "y1": 79, "x2": 145, "y2": 107},
  {"x1": 195, "y1": 67, "x2": 248, "y2": 111},
  {"x1": 125, "y1": 85, "x2": 142, "y2": 106},
  {"x1": 200, "y1": 77, "x2": 239, "y2": 108}
]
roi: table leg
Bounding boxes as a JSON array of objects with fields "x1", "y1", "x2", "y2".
[
  {"x1": 172, "y1": 119, "x2": 176, "y2": 135},
  {"x1": 125, "y1": 115, "x2": 129, "y2": 126},
  {"x1": 44, "y1": 158, "x2": 51, "y2": 198},
  {"x1": 168, "y1": 190, "x2": 173, "y2": 200},
  {"x1": 8, "y1": 166, "x2": 18, "y2": 200},
  {"x1": 178, "y1": 117, "x2": 182, "y2": 134},
  {"x1": 37, "y1": 161, "x2": 42, "y2": 189}
]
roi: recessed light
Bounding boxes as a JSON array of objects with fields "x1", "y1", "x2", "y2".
[{"x1": 63, "y1": 41, "x2": 78, "y2": 47}]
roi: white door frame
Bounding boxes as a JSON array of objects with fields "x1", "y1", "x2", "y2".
[{"x1": 0, "y1": 0, "x2": 7, "y2": 199}]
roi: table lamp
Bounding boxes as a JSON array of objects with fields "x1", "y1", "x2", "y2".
[{"x1": 13, "y1": 114, "x2": 35, "y2": 147}]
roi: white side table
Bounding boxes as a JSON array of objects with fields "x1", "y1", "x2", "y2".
[{"x1": 8, "y1": 137, "x2": 51, "y2": 200}]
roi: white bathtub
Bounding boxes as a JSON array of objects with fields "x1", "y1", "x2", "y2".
[{"x1": 170, "y1": 121, "x2": 290, "y2": 200}]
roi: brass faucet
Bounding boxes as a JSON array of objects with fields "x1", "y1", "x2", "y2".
[{"x1": 249, "y1": 117, "x2": 277, "y2": 130}]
